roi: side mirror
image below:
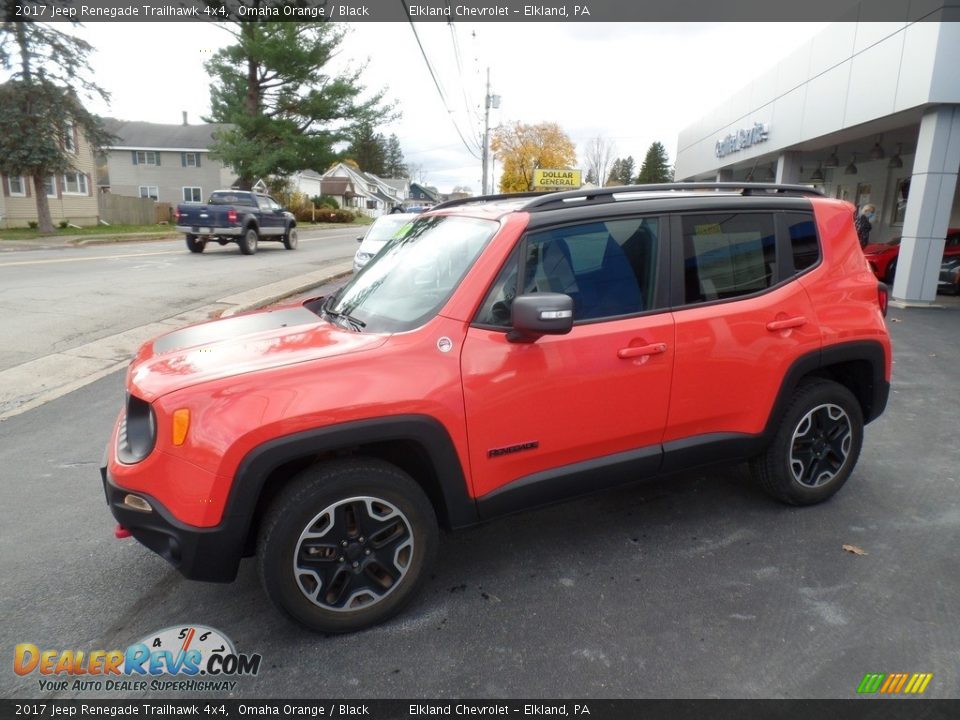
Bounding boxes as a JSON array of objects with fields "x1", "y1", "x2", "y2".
[
  {"x1": 508, "y1": 293, "x2": 574, "y2": 343},
  {"x1": 357, "y1": 236, "x2": 364, "y2": 243}
]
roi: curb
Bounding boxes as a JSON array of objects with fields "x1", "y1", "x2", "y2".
[{"x1": 0, "y1": 262, "x2": 354, "y2": 422}]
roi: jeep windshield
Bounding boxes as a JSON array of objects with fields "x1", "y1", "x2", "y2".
[{"x1": 320, "y1": 214, "x2": 499, "y2": 333}]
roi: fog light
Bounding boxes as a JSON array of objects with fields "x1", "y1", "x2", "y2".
[
  {"x1": 123, "y1": 494, "x2": 153, "y2": 512},
  {"x1": 172, "y1": 408, "x2": 190, "y2": 446}
]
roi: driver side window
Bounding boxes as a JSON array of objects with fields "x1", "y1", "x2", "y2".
[{"x1": 473, "y1": 218, "x2": 659, "y2": 328}]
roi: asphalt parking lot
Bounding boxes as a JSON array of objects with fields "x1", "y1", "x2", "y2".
[{"x1": 1, "y1": 297, "x2": 958, "y2": 701}]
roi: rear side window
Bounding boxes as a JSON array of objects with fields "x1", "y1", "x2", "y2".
[
  {"x1": 681, "y1": 213, "x2": 776, "y2": 304},
  {"x1": 785, "y1": 213, "x2": 820, "y2": 272}
]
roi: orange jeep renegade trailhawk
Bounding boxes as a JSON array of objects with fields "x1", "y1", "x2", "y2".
[{"x1": 101, "y1": 183, "x2": 892, "y2": 633}]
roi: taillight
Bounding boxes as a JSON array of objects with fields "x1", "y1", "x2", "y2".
[
  {"x1": 227, "y1": 209, "x2": 238, "y2": 224},
  {"x1": 877, "y1": 282, "x2": 889, "y2": 317},
  {"x1": 174, "y1": 208, "x2": 181, "y2": 222}
]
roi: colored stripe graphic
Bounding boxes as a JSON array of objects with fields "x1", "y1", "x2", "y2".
[{"x1": 858, "y1": 672, "x2": 932, "y2": 694}]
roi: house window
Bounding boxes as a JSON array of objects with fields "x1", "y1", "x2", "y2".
[
  {"x1": 8, "y1": 176, "x2": 27, "y2": 196},
  {"x1": 139, "y1": 185, "x2": 159, "y2": 200},
  {"x1": 134, "y1": 151, "x2": 160, "y2": 166},
  {"x1": 182, "y1": 153, "x2": 200, "y2": 167},
  {"x1": 182, "y1": 187, "x2": 202, "y2": 203},
  {"x1": 63, "y1": 122, "x2": 76, "y2": 153},
  {"x1": 62, "y1": 172, "x2": 88, "y2": 195},
  {"x1": 44, "y1": 176, "x2": 57, "y2": 198}
]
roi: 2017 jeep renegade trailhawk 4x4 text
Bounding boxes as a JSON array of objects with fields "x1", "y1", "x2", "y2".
[{"x1": 101, "y1": 183, "x2": 891, "y2": 633}]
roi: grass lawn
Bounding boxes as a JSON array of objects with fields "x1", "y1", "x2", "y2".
[{"x1": 0, "y1": 218, "x2": 372, "y2": 242}]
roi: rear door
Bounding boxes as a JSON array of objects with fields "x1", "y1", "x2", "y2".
[{"x1": 663, "y1": 210, "x2": 822, "y2": 464}]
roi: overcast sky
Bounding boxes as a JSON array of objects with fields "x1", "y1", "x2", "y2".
[{"x1": 70, "y1": 21, "x2": 828, "y2": 193}]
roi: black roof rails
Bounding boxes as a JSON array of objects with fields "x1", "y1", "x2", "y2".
[
  {"x1": 431, "y1": 191, "x2": 549, "y2": 211},
  {"x1": 520, "y1": 182, "x2": 824, "y2": 212}
]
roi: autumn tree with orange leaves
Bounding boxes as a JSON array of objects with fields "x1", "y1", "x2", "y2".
[{"x1": 491, "y1": 121, "x2": 577, "y2": 192}]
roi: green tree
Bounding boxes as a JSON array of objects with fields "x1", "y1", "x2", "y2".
[
  {"x1": 608, "y1": 158, "x2": 623, "y2": 186},
  {"x1": 205, "y1": 21, "x2": 395, "y2": 190},
  {"x1": 619, "y1": 155, "x2": 636, "y2": 184},
  {"x1": 0, "y1": 21, "x2": 114, "y2": 233},
  {"x1": 635, "y1": 142, "x2": 673, "y2": 184},
  {"x1": 345, "y1": 121, "x2": 386, "y2": 175},
  {"x1": 383, "y1": 134, "x2": 405, "y2": 178}
]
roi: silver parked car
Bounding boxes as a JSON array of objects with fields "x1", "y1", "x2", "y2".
[{"x1": 353, "y1": 214, "x2": 417, "y2": 272}]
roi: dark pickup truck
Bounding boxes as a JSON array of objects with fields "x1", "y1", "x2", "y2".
[{"x1": 174, "y1": 190, "x2": 298, "y2": 255}]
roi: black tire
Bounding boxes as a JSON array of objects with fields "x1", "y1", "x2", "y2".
[
  {"x1": 282, "y1": 225, "x2": 299, "y2": 250},
  {"x1": 751, "y1": 379, "x2": 864, "y2": 506},
  {"x1": 885, "y1": 258, "x2": 897, "y2": 284},
  {"x1": 239, "y1": 226, "x2": 259, "y2": 255},
  {"x1": 257, "y1": 458, "x2": 438, "y2": 633},
  {"x1": 185, "y1": 235, "x2": 206, "y2": 254}
]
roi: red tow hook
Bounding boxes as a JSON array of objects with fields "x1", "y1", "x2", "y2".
[{"x1": 114, "y1": 524, "x2": 132, "y2": 539}]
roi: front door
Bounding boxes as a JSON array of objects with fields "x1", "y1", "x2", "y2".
[{"x1": 460, "y1": 217, "x2": 674, "y2": 511}]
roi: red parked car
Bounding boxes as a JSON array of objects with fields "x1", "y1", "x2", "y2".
[
  {"x1": 102, "y1": 183, "x2": 891, "y2": 633},
  {"x1": 863, "y1": 228, "x2": 960, "y2": 283}
]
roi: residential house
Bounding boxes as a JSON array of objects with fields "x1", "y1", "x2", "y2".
[
  {"x1": 318, "y1": 163, "x2": 404, "y2": 216},
  {"x1": 0, "y1": 121, "x2": 99, "y2": 228},
  {"x1": 408, "y1": 182, "x2": 441, "y2": 208},
  {"x1": 99, "y1": 115, "x2": 232, "y2": 206}
]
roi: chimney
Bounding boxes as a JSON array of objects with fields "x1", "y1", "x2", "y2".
[{"x1": 182, "y1": 111, "x2": 188, "y2": 126}]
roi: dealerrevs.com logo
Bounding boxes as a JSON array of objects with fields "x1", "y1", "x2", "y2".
[{"x1": 14, "y1": 625, "x2": 262, "y2": 693}]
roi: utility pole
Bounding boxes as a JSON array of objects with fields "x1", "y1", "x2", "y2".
[{"x1": 482, "y1": 68, "x2": 500, "y2": 196}]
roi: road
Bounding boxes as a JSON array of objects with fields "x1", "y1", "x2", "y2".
[
  {"x1": 0, "y1": 228, "x2": 358, "y2": 417},
  {"x1": 1, "y1": 300, "x2": 959, "y2": 700}
]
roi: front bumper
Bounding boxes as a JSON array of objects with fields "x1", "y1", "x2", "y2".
[{"x1": 101, "y1": 464, "x2": 245, "y2": 583}]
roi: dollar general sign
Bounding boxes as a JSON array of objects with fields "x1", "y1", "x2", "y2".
[{"x1": 533, "y1": 169, "x2": 582, "y2": 189}]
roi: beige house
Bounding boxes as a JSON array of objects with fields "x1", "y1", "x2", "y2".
[
  {"x1": 0, "y1": 123, "x2": 99, "y2": 228},
  {"x1": 99, "y1": 117, "x2": 233, "y2": 206}
]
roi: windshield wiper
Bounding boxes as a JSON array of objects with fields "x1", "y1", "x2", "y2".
[{"x1": 321, "y1": 294, "x2": 366, "y2": 331}]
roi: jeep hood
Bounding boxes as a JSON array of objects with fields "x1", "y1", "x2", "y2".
[{"x1": 128, "y1": 305, "x2": 386, "y2": 401}]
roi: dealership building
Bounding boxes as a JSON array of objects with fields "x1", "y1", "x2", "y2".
[{"x1": 674, "y1": 18, "x2": 960, "y2": 305}]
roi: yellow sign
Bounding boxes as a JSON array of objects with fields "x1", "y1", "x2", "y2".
[{"x1": 533, "y1": 169, "x2": 582, "y2": 189}]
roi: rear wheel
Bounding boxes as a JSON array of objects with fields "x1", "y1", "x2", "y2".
[
  {"x1": 884, "y1": 259, "x2": 897, "y2": 284},
  {"x1": 257, "y1": 458, "x2": 438, "y2": 633},
  {"x1": 238, "y1": 227, "x2": 259, "y2": 255},
  {"x1": 282, "y1": 226, "x2": 299, "y2": 250},
  {"x1": 185, "y1": 235, "x2": 206, "y2": 253},
  {"x1": 751, "y1": 379, "x2": 864, "y2": 506}
]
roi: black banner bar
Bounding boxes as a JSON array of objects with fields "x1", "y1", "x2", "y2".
[
  {"x1": 4, "y1": 700, "x2": 960, "y2": 720},
  {"x1": 4, "y1": 0, "x2": 960, "y2": 23}
]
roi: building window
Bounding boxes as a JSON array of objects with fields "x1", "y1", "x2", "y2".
[
  {"x1": 8, "y1": 176, "x2": 27, "y2": 196},
  {"x1": 181, "y1": 153, "x2": 200, "y2": 167},
  {"x1": 62, "y1": 172, "x2": 89, "y2": 195},
  {"x1": 44, "y1": 176, "x2": 57, "y2": 198},
  {"x1": 182, "y1": 187, "x2": 202, "y2": 203},
  {"x1": 63, "y1": 122, "x2": 76, "y2": 153},
  {"x1": 134, "y1": 151, "x2": 160, "y2": 166},
  {"x1": 138, "y1": 186, "x2": 159, "y2": 200}
]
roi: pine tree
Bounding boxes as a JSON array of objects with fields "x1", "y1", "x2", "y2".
[
  {"x1": 383, "y1": 134, "x2": 405, "y2": 178},
  {"x1": 205, "y1": 21, "x2": 395, "y2": 189},
  {"x1": 635, "y1": 142, "x2": 673, "y2": 184},
  {"x1": 345, "y1": 121, "x2": 386, "y2": 175}
]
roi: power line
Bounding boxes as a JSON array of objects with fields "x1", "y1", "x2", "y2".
[{"x1": 401, "y1": 0, "x2": 481, "y2": 160}]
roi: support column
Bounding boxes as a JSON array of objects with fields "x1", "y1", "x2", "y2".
[
  {"x1": 716, "y1": 168, "x2": 733, "y2": 182},
  {"x1": 775, "y1": 151, "x2": 802, "y2": 184},
  {"x1": 893, "y1": 106, "x2": 960, "y2": 305}
]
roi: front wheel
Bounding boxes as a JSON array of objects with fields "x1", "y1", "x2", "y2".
[
  {"x1": 238, "y1": 227, "x2": 259, "y2": 255},
  {"x1": 751, "y1": 379, "x2": 864, "y2": 506},
  {"x1": 257, "y1": 458, "x2": 438, "y2": 633},
  {"x1": 185, "y1": 235, "x2": 206, "y2": 253},
  {"x1": 282, "y1": 226, "x2": 299, "y2": 250}
]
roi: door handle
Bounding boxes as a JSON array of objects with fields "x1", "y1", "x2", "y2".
[
  {"x1": 618, "y1": 343, "x2": 667, "y2": 359},
  {"x1": 766, "y1": 316, "x2": 807, "y2": 331}
]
